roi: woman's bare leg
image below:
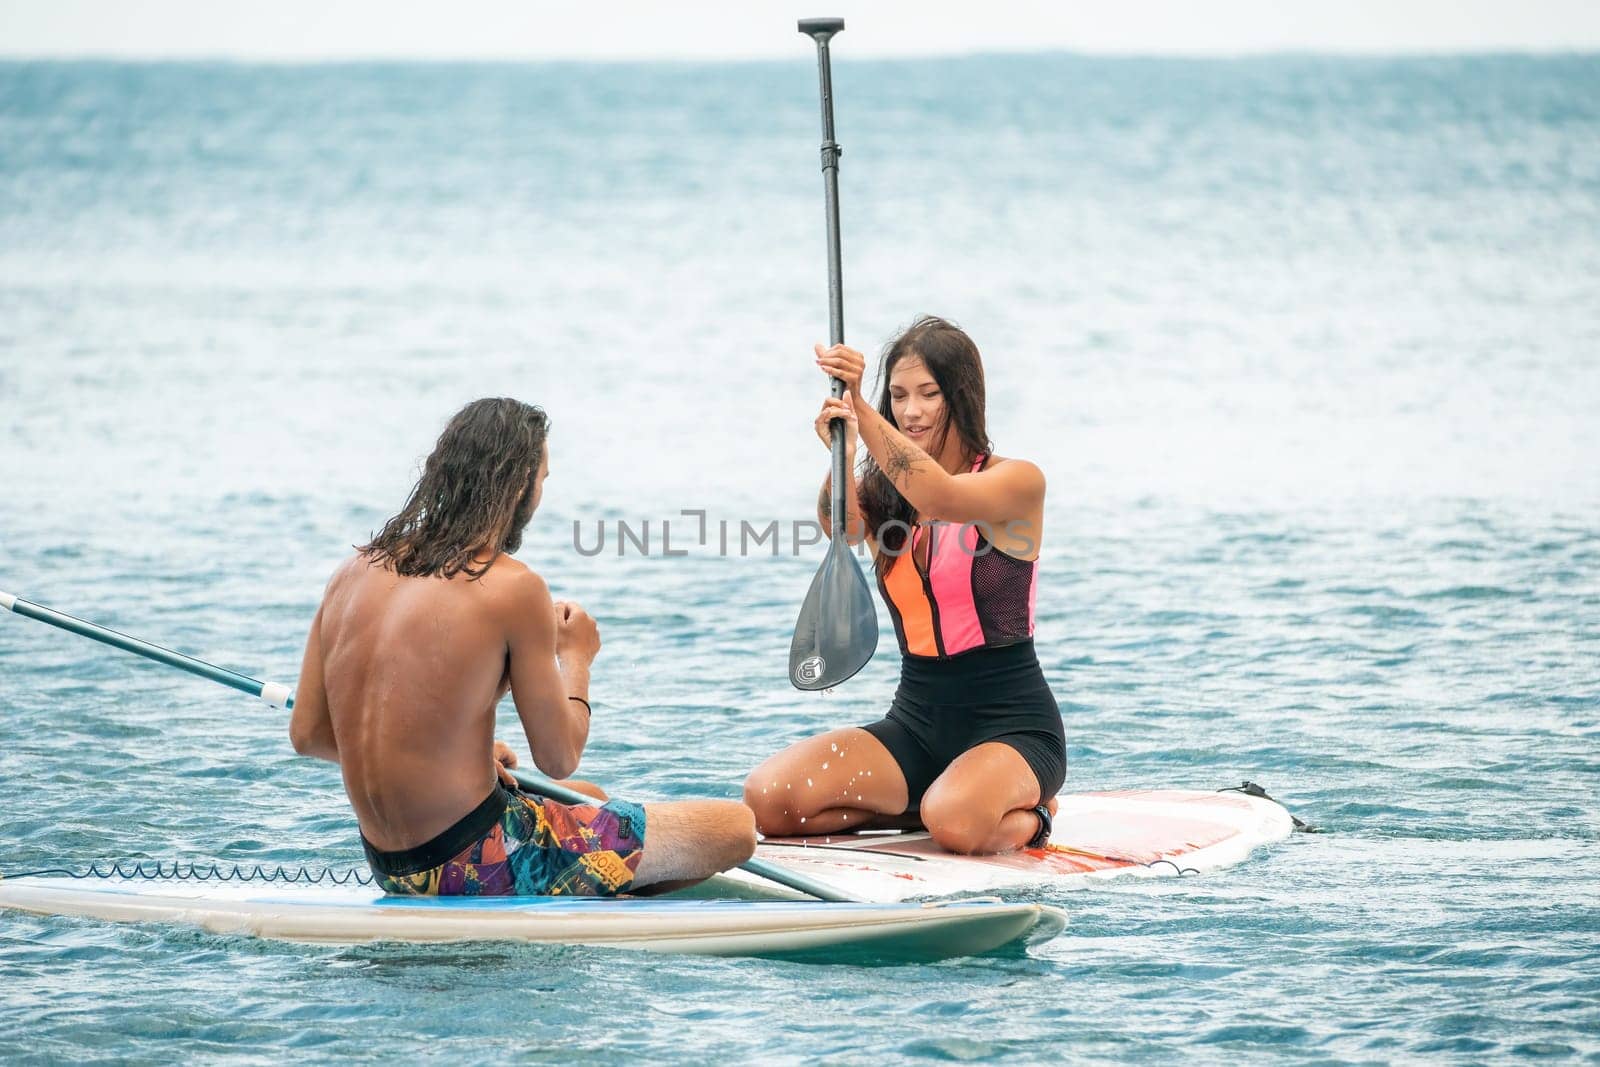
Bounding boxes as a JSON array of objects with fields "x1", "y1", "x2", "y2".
[{"x1": 742, "y1": 727, "x2": 910, "y2": 836}]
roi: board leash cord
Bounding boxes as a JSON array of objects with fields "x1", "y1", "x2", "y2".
[
  {"x1": 1035, "y1": 844, "x2": 1200, "y2": 876},
  {"x1": 0, "y1": 860, "x2": 376, "y2": 887},
  {"x1": 1219, "y1": 780, "x2": 1321, "y2": 833}
]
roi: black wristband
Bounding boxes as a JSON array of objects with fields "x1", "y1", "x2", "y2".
[
  {"x1": 1026, "y1": 804, "x2": 1053, "y2": 849},
  {"x1": 568, "y1": 695, "x2": 591, "y2": 717}
]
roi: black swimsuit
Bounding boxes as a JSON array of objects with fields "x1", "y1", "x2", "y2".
[
  {"x1": 860, "y1": 454, "x2": 1067, "y2": 804},
  {"x1": 862, "y1": 638, "x2": 1066, "y2": 805}
]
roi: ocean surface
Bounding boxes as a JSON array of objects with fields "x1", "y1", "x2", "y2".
[{"x1": 1, "y1": 54, "x2": 1597, "y2": 1063}]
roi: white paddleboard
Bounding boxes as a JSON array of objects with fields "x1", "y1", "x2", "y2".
[
  {"x1": 714, "y1": 788, "x2": 1294, "y2": 903},
  {"x1": 0, "y1": 875, "x2": 1063, "y2": 961}
]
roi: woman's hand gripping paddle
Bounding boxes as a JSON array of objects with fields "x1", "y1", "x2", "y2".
[{"x1": 789, "y1": 17, "x2": 878, "y2": 692}]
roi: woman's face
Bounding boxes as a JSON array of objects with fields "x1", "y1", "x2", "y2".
[{"x1": 888, "y1": 356, "x2": 947, "y2": 451}]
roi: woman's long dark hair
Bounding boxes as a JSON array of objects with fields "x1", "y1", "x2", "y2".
[
  {"x1": 858, "y1": 316, "x2": 992, "y2": 577},
  {"x1": 360, "y1": 397, "x2": 549, "y2": 580}
]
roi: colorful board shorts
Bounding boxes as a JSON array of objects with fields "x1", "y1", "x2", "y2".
[{"x1": 362, "y1": 786, "x2": 647, "y2": 897}]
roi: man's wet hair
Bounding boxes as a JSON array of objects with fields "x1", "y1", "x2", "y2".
[{"x1": 360, "y1": 397, "x2": 548, "y2": 580}]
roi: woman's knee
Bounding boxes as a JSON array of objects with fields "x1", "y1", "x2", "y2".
[
  {"x1": 924, "y1": 814, "x2": 992, "y2": 855},
  {"x1": 742, "y1": 771, "x2": 792, "y2": 834},
  {"x1": 919, "y1": 789, "x2": 994, "y2": 855}
]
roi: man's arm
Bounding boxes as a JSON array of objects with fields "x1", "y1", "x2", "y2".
[
  {"x1": 289, "y1": 605, "x2": 338, "y2": 762},
  {"x1": 504, "y1": 568, "x2": 591, "y2": 780}
]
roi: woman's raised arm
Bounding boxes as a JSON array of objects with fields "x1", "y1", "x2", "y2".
[{"x1": 815, "y1": 343, "x2": 1044, "y2": 531}]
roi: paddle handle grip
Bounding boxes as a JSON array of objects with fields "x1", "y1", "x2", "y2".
[{"x1": 798, "y1": 17, "x2": 844, "y2": 38}]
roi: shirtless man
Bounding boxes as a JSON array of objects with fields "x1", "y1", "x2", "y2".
[{"x1": 289, "y1": 397, "x2": 755, "y2": 896}]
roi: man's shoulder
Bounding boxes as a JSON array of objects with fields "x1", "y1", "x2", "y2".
[
  {"x1": 323, "y1": 551, "x2": 549, "y2": 604},
  {"x1": 479, "y1": 558, "x2": 553, "y2": 643},
  {"x1": 482, "y1": 555, "x2": 549, "y2": 600},
  {"x1": 322, "y1": 553, "x2": 369, "y2": 595},
  {"x1": 333, "y1": 552, "x2": 369, "y2": 576}
]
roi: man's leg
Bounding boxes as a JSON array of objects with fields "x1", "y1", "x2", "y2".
[
  {"x1": 555, "y1": 779, "x2": 608, "y2": 801},
  {"x1": 630, "y1": 800, "x2": 756, "y2": 892}
]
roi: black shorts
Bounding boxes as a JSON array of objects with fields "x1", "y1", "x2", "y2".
[{"x1": 861, "y1": 639, "x2": 1067, "y2": 807}]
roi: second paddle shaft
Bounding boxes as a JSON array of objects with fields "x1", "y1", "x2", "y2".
[
  {"x1": 1, "y1": 590, "x2": 294, "y2": 709},
  {"x1": 1, "y1": 589, "x2": 862, "y2": 902},
  {"x1": 508, "y1": 769, "x2": 856, "y2": 903}
]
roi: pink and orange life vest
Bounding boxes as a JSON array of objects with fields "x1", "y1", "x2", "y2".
[{"x1": 878, "y1": 455, "x2": 1039, "y2": 659}]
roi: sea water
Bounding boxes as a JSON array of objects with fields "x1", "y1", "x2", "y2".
[{"x1": 0, "y1": 55, "x2": 1596, "y2": 1063}]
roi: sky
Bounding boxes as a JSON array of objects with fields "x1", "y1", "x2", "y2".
[{"x1": 1, "y1": 0, "x2": 1597, "y2": 60}]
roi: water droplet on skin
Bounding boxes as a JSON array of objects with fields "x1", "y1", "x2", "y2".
[
  {"x1": 821, "y1": 762, "x2": 829, "y2": 770},
  {"x1": 830, "y1": 743, "x2": 838, "y2": 752},
  {"x1": 799, "y1": 817, "x2": 807, "y2": 824},
  {"x1": 806, "y1": 778, "x2": 813, "y2": 787}
]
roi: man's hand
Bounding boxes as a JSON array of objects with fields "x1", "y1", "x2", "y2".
[
  {"x1": 493, "y1": 739, "x2": 520, "y2": 787},
  {"x1": 553, "y1": 600, "x2": 601, "y2": 664}
]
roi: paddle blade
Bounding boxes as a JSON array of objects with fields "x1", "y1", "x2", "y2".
[{"x1": 789, "y1": 536, "x2": 878, "y2": 690}]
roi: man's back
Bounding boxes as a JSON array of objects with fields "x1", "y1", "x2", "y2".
[
  {"x1": 288, "y1": 396, "x2": 754, "y2": 897},
  {"x1": 314, "y1": 553, "x2": 517, "y2": 851}
]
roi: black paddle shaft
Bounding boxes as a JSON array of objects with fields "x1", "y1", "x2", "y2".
[
  {"x1": 799, "y1": 18, "x2": 847, "y2": 539},
  {"x1": 788, "y1": 17, "x2": 877, "y2": 692}
]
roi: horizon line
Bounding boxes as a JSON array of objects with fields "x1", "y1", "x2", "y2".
[{"x1": 3, "y1": 44, "x2": 1598, "y2": 65}]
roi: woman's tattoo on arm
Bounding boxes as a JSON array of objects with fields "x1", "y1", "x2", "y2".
[{"x1": 883, "y1": 437, "x2": 921, "y2": 481}]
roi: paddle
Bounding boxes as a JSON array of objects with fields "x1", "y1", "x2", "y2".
[
  {"x1": 0, "y1": 589, "x2": 859, "y2": 903},
  {"x1": 789, "y1": 17, "x2": 879, "y2": 692}
]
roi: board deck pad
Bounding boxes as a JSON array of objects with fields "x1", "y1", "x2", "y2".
[
  {"x1": 0, "y1": 875, "x2": 1062, "y2": 961},
  {"x1": 713, "y1": 788, "x2": 1294, "y2": 903}
]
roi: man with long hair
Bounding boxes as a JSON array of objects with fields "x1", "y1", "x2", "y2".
[{"x1": 289, "y1": 397, "x2": 755, "y2": 896}]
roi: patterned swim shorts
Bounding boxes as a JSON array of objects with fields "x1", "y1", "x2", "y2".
[{"x1": 362, "y1": 786, "x2": 647, "y2": 897}]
